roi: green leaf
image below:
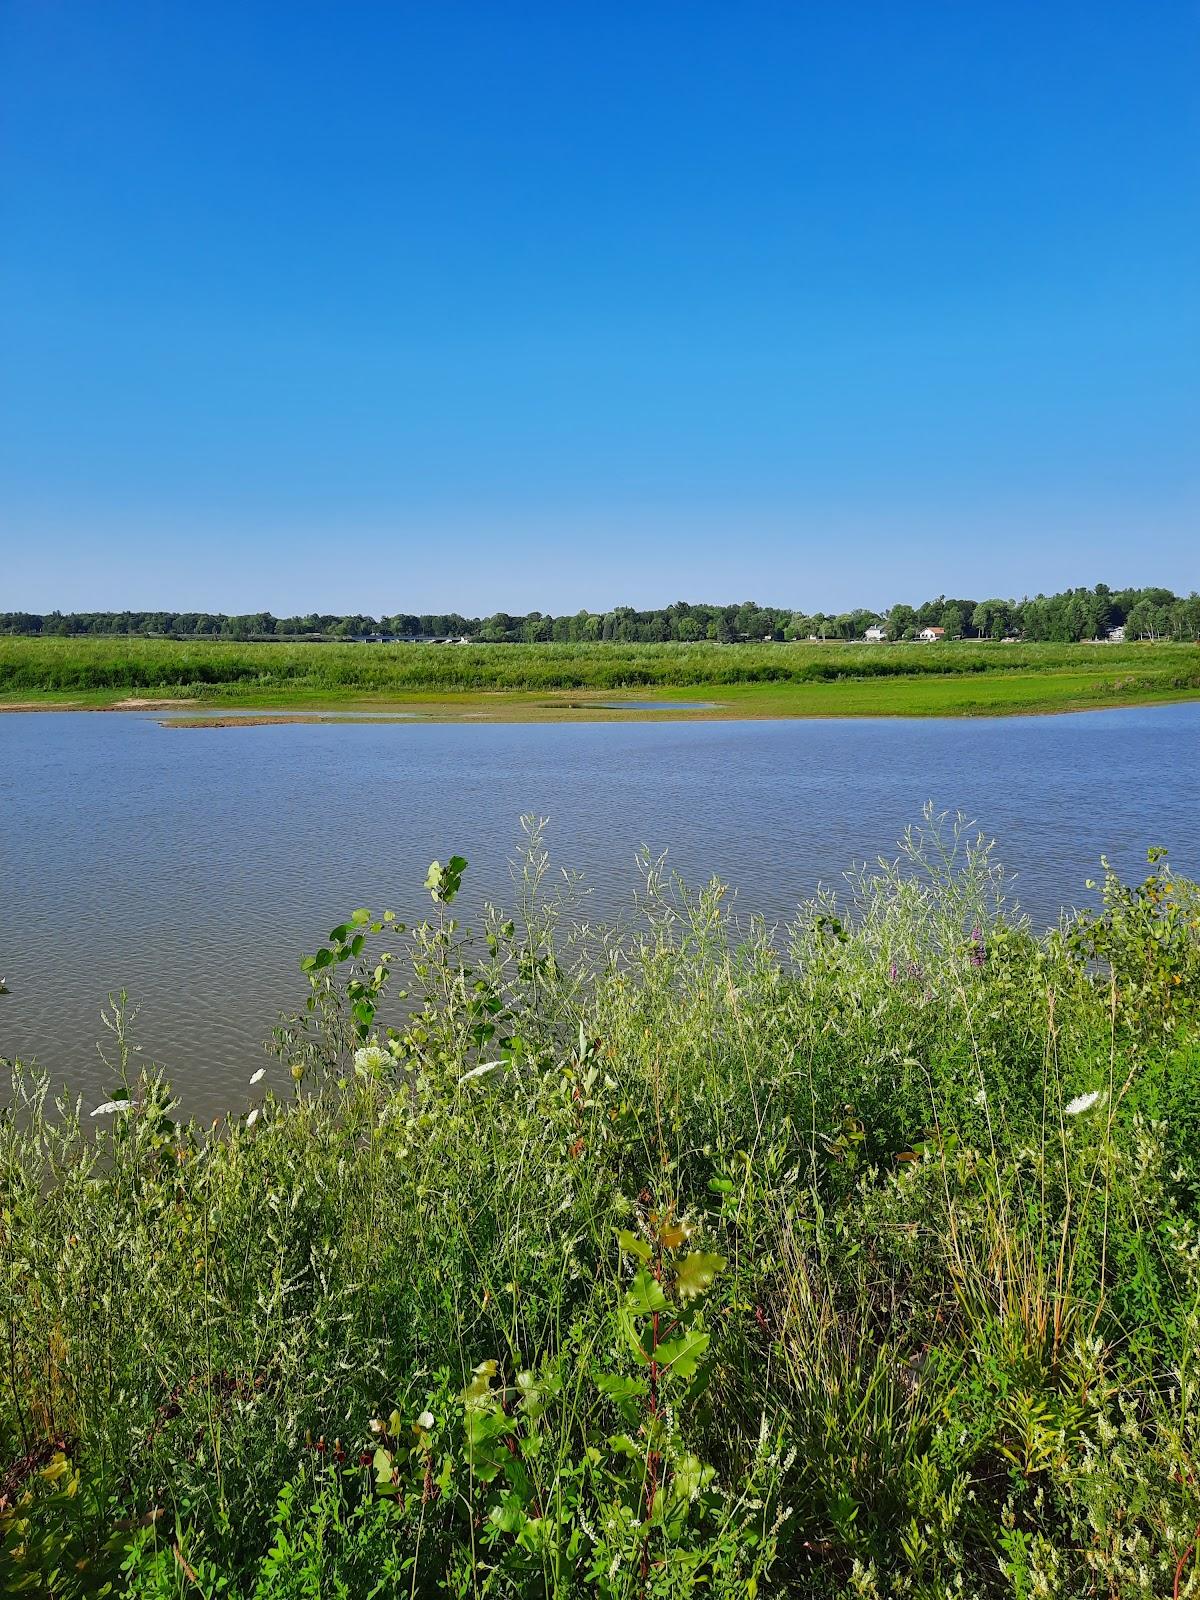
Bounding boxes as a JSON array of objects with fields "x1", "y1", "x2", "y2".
[
  {"x1": 489, "y1": 1495, "x2": 529, "y2": 1534},
  {"x1": 596, "y1": 1373, "x2": 648, "y2": 1403},
  {"x1": 596, "y1": 1372, "x2": 647, "y2": 1424},
  {"x1": 464, "y1": 1408, "x2": 508, "y2": 1447},
  {"x1": 667, "y1": 1451, "x2": 713, "y2": 1505},
  {"x1": 626, "y1": 1270, "x2": 668, "y2": 1314},
  {"x1": 653, "y1": 1329, "x2": 710, "y2": 1381},
  {"x1": 616, "y1": 1228, "x2": 652, "y2": 1263},
  {"x1": 607, "y1": 1433, "x2": 643, "y2": 1458},
  {"x1": 674, "y1": 1252, "x2": 726, "y2": 1302},
  {"x1": 618, "y1": 1307, "x2": 653, "y2": 1365},
  {"x1": 426, "y1": 854, "x2": 468, "y2": 903},
  {"x1": 516, "y1": 1368, "x2": 557, "y2": 1422},
  {"x1": 682, "y1": 1351, "x2": 717, "y2": 1407},
  {"x1": 460, "y1": 1359, "x2": 499, "y2": 1409}
]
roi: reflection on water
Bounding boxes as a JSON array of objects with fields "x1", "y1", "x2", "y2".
[{"x1": 2, "y1": 705, "x2": 1198, "y2": 1113}]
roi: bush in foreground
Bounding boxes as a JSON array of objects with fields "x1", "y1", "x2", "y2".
[{"x1": 2, "y1": 812, "x2": 1200, "y2": 1597}]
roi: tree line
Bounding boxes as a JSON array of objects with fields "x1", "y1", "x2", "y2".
[{"x1": 2, "y1": 585, "x2": 1197, "y2": 644}]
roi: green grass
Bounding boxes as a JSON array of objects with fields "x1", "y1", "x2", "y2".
[
  {"x1": 3, "y1": 815, "x2": 1200, "y2": 1596},
  {"x1": 2, "y1": 635, "x2": 1200, "y2": 719}
]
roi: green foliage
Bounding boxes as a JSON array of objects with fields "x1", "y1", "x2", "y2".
[
  {"x1": 424, "y1": 856, "x2": 468, "y2": 905},
  {"x1": 4, "y1": 634, "x2": 1200, "y2": 716},
  {"x1": 0, "y1": 1451, "x2": 132, "y2": 1597},
  {"x1": 3, "y1": 582, "x2": 1200, "y2": 644},
  {"x1": 3, "y1": 812, "x2": 1200, "y2": 1594},
  {"x1": 1065, "y1": 846, "x2": 1200, "y2": 1040}
]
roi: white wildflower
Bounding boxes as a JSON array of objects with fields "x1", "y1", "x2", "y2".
[
  {"x1": 353, "y1": 1044, "x2": 389, "y2": 1077},
  {"x1": 249, "y1": 1068, "x2": 265, "y2": 1085},
  {"x1": 458, "y1": 1060, "x2": 501, "y2": 1084},
  {"x1": 1065, "y1": 1090, "x2": 1104, "y2": 1117},
  {"x1": 416, "y1": 1410, "x2": 434, "y2": 1430},
  {"x1": 91, "y1": 1099, "x2": 132, "y2": 1117},
  {"x1": 246, "y1": 1107, "x2": 260, "y2": 1128}
]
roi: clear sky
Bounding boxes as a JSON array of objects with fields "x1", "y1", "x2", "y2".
[{"x1": 1, "y1": 1, "x2": 1197, "y2": 615}]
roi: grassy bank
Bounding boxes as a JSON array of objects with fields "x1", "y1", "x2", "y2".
[
  {"x1": 3, "y1": 815, "x2": 1200, "y2": 1596},
  {"x1": 2, "y1": 636, "x2": 1200, "y2": 719}
]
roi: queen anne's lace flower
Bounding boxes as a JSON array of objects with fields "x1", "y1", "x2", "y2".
[{"x1": 353, "y1": 1044, "x2": 390, "y2": 1076}]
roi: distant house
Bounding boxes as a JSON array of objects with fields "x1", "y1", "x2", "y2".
[
  {"x1": 863, "y1": 626, "x2": 888, "y2": 642},
  {"x1": 1107, "y1": 625, "x2": 1126, "y2": 643},
  {"x1": 919, "y1": 626, "x2": 946, "y2": 642}
]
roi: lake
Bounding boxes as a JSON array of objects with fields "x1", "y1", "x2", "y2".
[{"x1": 3, "y1": 704, "x2": 1198, "y2": 1114}]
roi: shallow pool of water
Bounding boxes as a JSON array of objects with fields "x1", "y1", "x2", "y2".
[
  {"x1": 591, "y1": 700, "x2": 722, "y2": 711},
  {"x1": 158, "y1": 708, "x2": 423, "y2": 720}
]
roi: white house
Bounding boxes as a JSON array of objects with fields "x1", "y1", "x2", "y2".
[
  {"x1": 863, "y1": 626, "x2": 888, "y2": 642},
  {"x1": 919, "y1": 626, "x2": 946, "y2": 642},
  {"x1": 1107, "y1": 625, "x2": 1126, "y2": 642}
]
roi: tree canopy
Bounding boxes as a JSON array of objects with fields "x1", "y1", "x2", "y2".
[{"x1": 2, "y1": 585, "x2": 1198, "y2": 643}]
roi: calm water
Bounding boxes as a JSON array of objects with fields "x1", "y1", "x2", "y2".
[{"x1": 3, "y1": 705, "x2": 1198, "y2": 1114}]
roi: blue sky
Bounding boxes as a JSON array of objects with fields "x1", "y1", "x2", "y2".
[{"x1": 1, "y1": 1, "x2": 1196, "y2": 614}]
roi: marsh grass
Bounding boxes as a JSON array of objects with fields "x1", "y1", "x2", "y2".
[
  {"x1": 2, "y1": 811, "x2": 1200, "y2": 1596},
  {"x1": 3, "y1": 636, "x2": 1200, "y2": 716}
]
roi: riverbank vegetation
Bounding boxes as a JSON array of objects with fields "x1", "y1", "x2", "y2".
[
  {"x1": 3, "y1": 814, "x2": 1200, "y2": 1595},
  {"x1": 3, "y1": 583, "x2": 1199, "y2": 643},
  {"x1": 3, "y1": 637, "x2": 1200, "y2": 720}
]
